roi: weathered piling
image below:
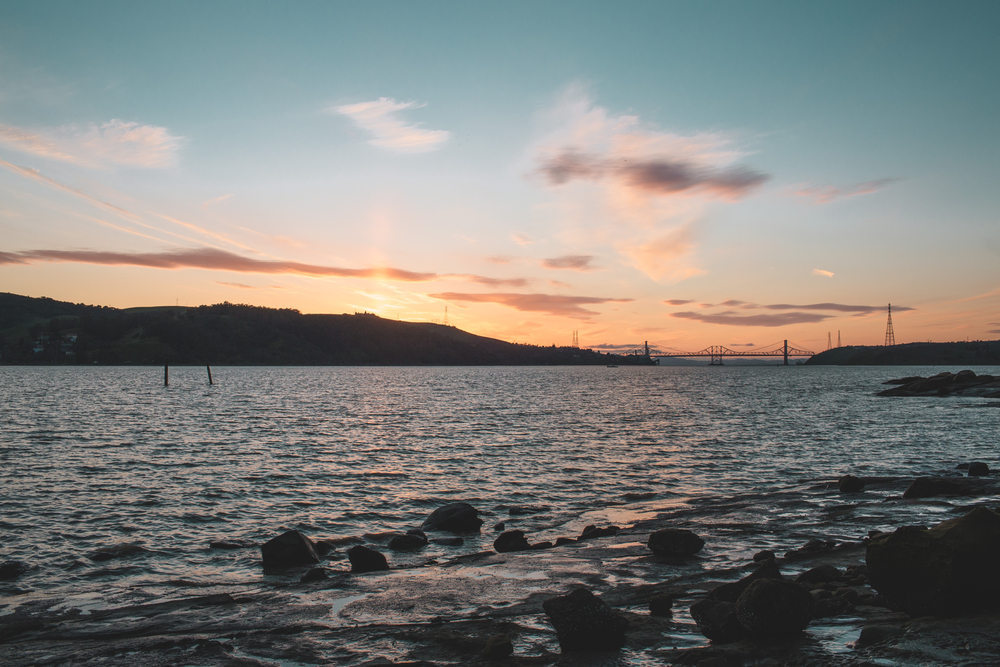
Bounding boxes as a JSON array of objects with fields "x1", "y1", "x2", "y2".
[
  {"x1": 207, "y1": 365, "x2": 213, "y2": 385},
  {"x1": 164, "y1": 362, "x2": 169, "y2": 387}
]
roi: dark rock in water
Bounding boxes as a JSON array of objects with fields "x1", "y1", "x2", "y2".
[
  {"x1": 210, "y1": 539, "x2": 256, "y2": 550},
  {"x1": 647, "y1": 528, "x2": 704, "y2": 557},
  {"x1": 968, "y1": 462, "x2": 991, "y2": 477},
  {"x1": 494, "y1": 522, "x2": 505, "y2": 532},
  {"x1": 555, "y1": 537, "x2": 576, "y2": 546},
  {"x1": 866, "y1": 506, "x2": 1000, "y2": 616},
  {"x1": 735, "y1": 579, "x2": 814, "y2": 639},
  {"x1": 260, "y1": 530, "x2": 320, "y2": 569},
  {"x1": 903, "y1": 477, "x2": 980, "y2": 498},
  {"x1": 753, "y1": 550, "x2": 776, "y2": 562},
  {"x1": 347, "y1": 545, "x2": 389, "y2": 573},
  {"x1": 494, "y1": 530, "x2": 531, "y2": 553},
  {"x1": 389, "y1": 529, "x2": 429, "y2": 551},
  {"x1": 855, "y1": 624, "x2": 904, "y2": 647},
  {"x1": 482, "y1": 633, "x2": 513, "y2": 660},
  {"x1": 649, "y1": 594, "x2": 673, "y2": 616},
  {"x1": 300, "y1": 567, "x2": 328, "y2": 583},
  {"x1": 422, "y1": 502, "x2": 483, "y2": 534},
  {"x1": 689, "y1": 598, "x2": 745, "y2": 643},
  {"x1": 508, "y1": 505, "x2": 548, "y2": 516},
  {"x1": 785, "y1": 538, "x2": 835, "y2": 559},
  {"x1": 530, "y1": 541, "x2": 554, "y2": 550},
  {"x1": 579, "y1": 525, "x2": 618, "y2": 540},
  {"x1": 87, "y1": 543, "x2": 149, "y2": 561},
  {"x1": 709, "y1": 558, "x2": 783, "y2": 603},
  {"x1": 795, "y1": 563, "x2": 842, "y2": 586},
  {"x1": 431, "y1": 536, "x2": 464, "y2": 547},
  {"x1": 0, "y1": 560, "x2": 31, "y2": 581},
  {"x1": 542, "y1": 588, "x2": 629, "y2": 652},
  {"x1": 839, "y1": 474, "x2": 865, "y2": 493},
  {"x1": 813, "y1": 596, "x2": 852, "y2": 618},
  {"x1": 883, "y1": 376, "x2": 924, "y2": 385},
  {"x1": 314, "y1": 539, "x2": 337, "y2": 556}
]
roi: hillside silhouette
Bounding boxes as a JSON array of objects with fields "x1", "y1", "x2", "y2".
[{"x1": 0, "y1": 292, "x2": 651, "y2": 366}]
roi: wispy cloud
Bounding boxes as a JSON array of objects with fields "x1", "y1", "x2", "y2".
[
  {"x1": 428, "y1": 291, "x2": 633, "y2": 319},
  {"x1": 511, "y1": 233, "x2": 534, "y2": 246},
  {"x1": 331, "y1": 97, "x2": 450, "y2": 153},
  {"x1": 667, "y1": 300, "x2": 914, "y2": 327},
  {"x1": 664, "y1": 299, "x2": 693, "y2": 305},
  {"x1": 813, "y1": 269, "x2": 834, "y2": 277},
  {"x1": 202, "y1": 194, "x2": 234, "y2": 209},
  {"x1": 486, "y1": 255, "x2": 514, "y2": 264},
  {"x1": 793, "y1": 178, "x2": 899, "y2": 204},
  {"x1": 0, "y1": 246, "x2": 530, "y2": 287},
  {"x1": 671, "y1": 310, "x2": 831, "y2": 326},
  {"x1": 215, "y1": 281, "x2": 257, "y2": 289},
  {"x1": 0, "y1": 119, "x2": 182, "y2": 168},
  {"x1": 541, "y1": 254, "x2": 596, "y2": 271}
]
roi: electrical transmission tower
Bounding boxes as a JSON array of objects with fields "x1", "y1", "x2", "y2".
[
  {"x1": 884, "y1": 304, "x2": 895, "y2": 346},
  {"x1": 837, "y1": 331, "x2": 841, "y2": 348},
  {"x1": 444, "y1": 306, "x2": 449, "y2": 326},
  {"x1": 827, "y1": 332, "x2": 832, "y2": 350}
]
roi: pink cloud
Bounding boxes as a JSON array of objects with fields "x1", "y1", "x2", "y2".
[
  {"x1": 331, "y1": 98, "x2": 450, "y2": 153},
  {"x1": 0, "y1": 119, "x2": 182, "y2": 168},
  {"x1": 541, "y1": 254, "x2": 596, "y2": 271},
  {"x1": 664, "y1": 299, "x2": 693, "y2": 305},
  {"x1": 428, "y1": 291, "x2": 633, "y2": 319},
  {"x1": 671, "y1": 310, "x2": 831, "y2": 326},
  {"x1": 793, "y1": 178, "x2": 899, "y2": 204}
]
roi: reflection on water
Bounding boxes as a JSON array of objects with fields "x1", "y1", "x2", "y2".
[{"x1": 1, "y1": 364, "x2": 998, "y2": 602}]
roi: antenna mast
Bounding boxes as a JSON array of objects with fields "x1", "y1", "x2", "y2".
[
  {"x1": 444, "y1": 306, "x2": 449, "y2": 326},
  {"x1": 884, "y1": 304, "x2": 895, "y2": 346}
]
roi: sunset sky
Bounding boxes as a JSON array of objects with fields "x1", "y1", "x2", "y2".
[{"x1": 2, "y1": 1, "x2": 998, "y2": 352}]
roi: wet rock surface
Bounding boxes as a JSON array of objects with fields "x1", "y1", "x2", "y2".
[
  {"x1": 541, "y1": 587, "x2": 629, "y2": 652},
  {"x1": 347, "y1": 545, "x2": 389, "y2": 573},
  {"x1": 647, "y1": 528, "x2": 705, "y2": 557},
  {"x1": 493, "y1": 530, "x2": 531, "y2": 553},
  {"x1": 421, "y1": 503, "x2": 483, "y2": 534},
  {"x1": 260, "y1": 530, "x2": 320, "y2": 569},
  {"x1": 878, "y1": 370, "x2": 1000, "y2": 398}
]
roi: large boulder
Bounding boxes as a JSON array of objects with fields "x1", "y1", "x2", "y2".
[
  {"x1": 709, "y1": 558, "x2": 783, "y2": 603},
  {"x1": 866, "y1": 506, "x2": 1000, "y2": 616},
  {"x1": 388, "y1": 529, "x2": 428, "y2": 551},
  {"x1": 347, "y1": 545, "x2": 389, "y2": 573},
  {"x1": 421, "y1": 503, "x2": 483, "y2": 534},
  {"x1": 260, "y1": 530, "x2": 320, "y2": 569},
  {"x1": 735, "y1": 579, "x2": 814, "y2": 639},
  {"x1": 838, "y1": 475, "x2": 865, "y2": 493},
  {"x1": 902, "y1": 477, "x2": 980, "y2": 498},
  {"x1": 689, "y1": 598, "x2": 745, "y2": 643},
  {"x1": 542, "y1": 588, "x2": 629, "y2": 652},
  {"x1": 968, "y1": 462, "x2": 990, "y2": 477},
  {"x1": 494, "y1": 530, "x2": 531, "y2": 553},
  {"x1": 647, "y1": 528, "x2": 704, "y2": 557}
]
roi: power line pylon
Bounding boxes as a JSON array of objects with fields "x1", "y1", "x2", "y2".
[
  {"x1": 444, "y1": 306, "x2": 449, "y2": 326},
  {"x1": 837, "y1": 330, "x2": 841, "y2": 348},
  {"x1": 827, "y1": 332, "x2": 832, "y2": 350},
  {"x1": 884, "y1": 304, "x2": 895, "y2": 346}
]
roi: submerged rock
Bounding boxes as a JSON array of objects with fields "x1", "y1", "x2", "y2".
[
  {"x1": 0, "y1": 560, "x2": 31, "y2": 581},
  {"x1": 431, "y1": 536, "x2": 464, "y2": 547},
  {"x1": 753, "y1": 550, "x2": 776, "y2": 562},
  {"x1": 649, "y1": 594, "x2": 674, "y2": 616},
  {"x1": 902, "y1": 477, "x2": 981, "y2": 498},
  {"x1": 542, "y1": 588, "x2": 629, "y2": 653},
  {"x1": 260, "y1": 530, "x2": 320, "y2": 569},
  {"x1": 300, "y1": 567, "x2": 328, "y2": 583},
  {"x1": 866, "y1": 506, "x2": 1000, "y2": 616},
  {"x1": 87, "y1": 543, "x2": 149, "y2": 562},
  {"x1": 795, "y1": 563, "x2": 842, "y2": 586},
  {"x1": 421, "y1": 502, "x2": 483, "y2": 534},
  {"x1": 209, "y1": 539, "x2": 256, "y2": 550},
  {"x1": 735, "y1": 579, "x2": 814, "y2": 639},
  {"x1": 968, "y1": 462, "x2": 991, "y2": 477},
  {"x1": 647, "y1": 528, "x2": 704, "y2": 557},
  {"x1": 838, "y1": 474, "x2": 865, "y2": 493},
  {"x1": 494, "y1": 530, "x2": 531, "y2": 553},
  {"x1": 689, "y1": 598, "x2": 745, "y2": 643},
  {"x1": 348, "y1": 545, "x2": 389, "y2": 573},
  {"x1": 388, "y1": 529, "x2": 428, "y2": 551},
  {"x1": 579, "y1": 525, "x2": 618, "y2": 540},
  {"x1": 709, "y1": 558, "x2": 783, "y2": 603},
  {"x1": 482, "y1": 633, "x2": 514, "y2": 660}
]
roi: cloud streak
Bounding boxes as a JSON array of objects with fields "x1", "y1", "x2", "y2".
[
  {"x1": 541, "y1": 254, "x2": 596, "y2": 271},
  {"x1": 667, "y1": 300, "x2": 915, "y2": 327},
  {"x1": 793, "y1": 178, "x2": 899, "y2": 204},
  {"x1": 429, "y1": 291, "x2": 633, "y2": 319},
  {"x1": 0, "y1": 119, "x2": 181, "y2": 168},
  {"x1": 671, "y1": 311, "x2": 831, "y2": 327},
  {"x1": 332, "y1": 98, "x2": 450, "y2": 153},
  {"x1": 0, "y1": 247, "x2": 526, "y2": 286},
  {"x1": 813, "y1": 269, "x2": 834, "y2": 277}
]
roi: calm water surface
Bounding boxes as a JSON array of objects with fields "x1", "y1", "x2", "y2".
[{"x1": 2, "y1": 364, "x2": 999, "y2": 602}]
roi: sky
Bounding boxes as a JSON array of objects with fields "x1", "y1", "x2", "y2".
[{"x1": 1, "y1": 1, "x2": 998, "y2": 353}]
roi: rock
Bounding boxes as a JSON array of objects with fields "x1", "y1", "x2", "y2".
[
  {"x1": 482, "y1": 633, "x2": 513, "y2": 660},
  {"x1": 389, "y1": 530, "x2": 428, "y2": 551},
  {"x1": 866, "y1": 506, "x2": 1000, "y2": 616},
  {"x1": 209, "y1": 539, "x2": 256, "y2": 550},
  {"x1": 735, "y1": 579, "x2": 814, "y2": 639},
  {"x1": 300, "y1": 567, "x2": 328, "y2": 583},
  {"x1": 902, "y1": 477, "x2": 979, "y2": 498},
  {"x1": 812, "y1": 596, "x2": 852, "y2": 618},
  {"x1": 421, "y1": 503, "x2": 483, "y2": 534},
  {"x1": 493, "y1": 522, "x2": 506, "y2": 532},
  {"x1": 530, "y1": 541, "x2": 554, "y2": 550},
  {"x1": 0, "y1": 560, "x2": 31, "y2": 581},
  {"x1": 696, "y1": 659, "x2": 729, "y2": 667},
  {"x1": 785, "y1": 538, "x2": 835, "y2": 558},
  {"x1": 347, "y1": 545, "x2": 389, "y2": 573},
  {"x1": 795, "y1": 563, "x2": 842, "y2": 586},
  {"x1": 555, "y1": 537, "x2": 576, "y2": 546},
  {"x1": 969, "y1": 462, "x2": 991, "y2": 477},
  {"x1": 752, "y1": 550, "x2": 775, "y2": 562},
  {"x1": 579, "y1": 525, "x2": 619, "y2": 540},
  {"x1": 87, "y1": 543, "x2": 149, "y2": 561},
  {"x1": 709, "y1": 558, "x2": 783, "y2": 603},
  {"x1": 689, "y1": 598, "x2": 745, "y2": 643},
  {"x1": 260, "y1": 530, "x2": 320, "y2": 569},
  {"x1": 854, "y1": 624, "x2": 903, "y2": 647},
  {"x1": 883, "y1": 376, "x2": 924, "y2": 385},
  {"x1": 494, "y1": 530, "x2": 531, "y2": 553},
  {"x1": 431, "y1": 536, "x2": 464, "y2": 547},
  {"x1": 314, "y1": 539, "x2": 338, "y2": 556},
  {"x1": 838, "y1": 474, "x2": 865, "y2": 493},
  {"x1": 542, "y1": 588, "x2": 629, "y2": 652},
  {"x1": 647, "y1": 528, "x2": 704, "y2": 557},
  {"x1": 649, "y1": 594, "x2": 673, "y2": 616}
]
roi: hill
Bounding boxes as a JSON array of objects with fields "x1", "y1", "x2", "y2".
[
  {"x1": 0, "y1": 292, "x2": 652, "y2": 366},
  {"x1": 805, "y1": 341, "x2": 1000, "y2": 366}
]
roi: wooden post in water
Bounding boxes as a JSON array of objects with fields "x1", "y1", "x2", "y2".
[
  {"x1": 164, "y1": 362, "x2": 169, "y2": 386},
  {"x1": 207, "y1": 365, "x2": 213, "y2": 385}
]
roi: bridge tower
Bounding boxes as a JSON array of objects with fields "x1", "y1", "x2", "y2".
[
  {"x1": 884, "y1": 304, "x2": 895, "y2": 346},
  {"x1": 783, "y1": 340, "x2": 788, "y2": 365}
]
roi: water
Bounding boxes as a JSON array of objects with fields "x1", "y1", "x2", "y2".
[{"x1": 1, "y1": 364, "x2": 999, "y2": 655}]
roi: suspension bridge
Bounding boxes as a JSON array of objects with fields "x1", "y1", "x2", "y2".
[{"x1": 623, "y1": 340, "x2": 815, "y2": 365}]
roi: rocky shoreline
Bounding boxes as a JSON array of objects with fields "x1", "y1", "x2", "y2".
[
  {"x1": 4, "y1": 474, "x2": 1000, "y2": 667},
  {"x1": 878, "y1": 369, "x2": 1000, "y2": 399}
]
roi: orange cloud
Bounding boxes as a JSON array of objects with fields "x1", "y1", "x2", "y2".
[
  {"x1": 541, "y1": 254, "x2": 596, "y2": 270},
  {"x1": 0, "y1": 119, "x2": 181, "y2": 168},
  {"x1": 429, "y1": 291, "x2": 633, "y2": 319}
]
